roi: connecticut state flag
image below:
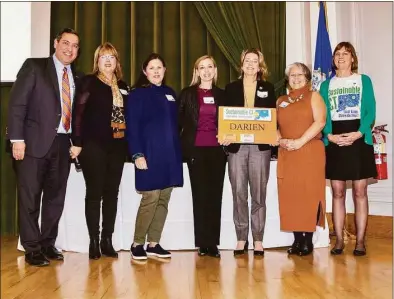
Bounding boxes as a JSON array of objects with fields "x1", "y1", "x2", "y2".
[{"x1": 312, "y1": 2, "x2": 335, "y2": 91}]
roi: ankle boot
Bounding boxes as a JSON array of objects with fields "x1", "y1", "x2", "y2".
[
  {"x1": 89, "y1": 238, "x2": 101, "y2": 260},
  {"x1": 299, "y1": 232, "x2": 314, "y2": 256},
  {"x1": 100, "y1": 236, "x2": 118, "y2": 258},
  {"x1": 288, "y1": 232, "x2": 302, "y2": 254}
]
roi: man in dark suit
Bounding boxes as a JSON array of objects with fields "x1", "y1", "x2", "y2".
[{"x1": 7, "y1": 28, "x2": 80, "y2": 266}]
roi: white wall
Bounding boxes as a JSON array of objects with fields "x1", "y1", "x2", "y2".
[
  {"x1": 354, "y1": 2, "x2": 393, "y2": 216},
  {"x1": 0, "y1": 2, "x2": 31, "y2": 82},
  {"x1": 0, "y1": 2, "x2": 50, "y2": 82}
]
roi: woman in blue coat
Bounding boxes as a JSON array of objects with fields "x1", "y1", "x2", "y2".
[{"x1": 126, "y1": 53, "x2": 183, "y2": 260}]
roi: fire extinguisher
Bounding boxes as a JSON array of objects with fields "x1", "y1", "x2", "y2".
[{"x1": 372, "y1": 124, "x2": 389, "y2": 180}]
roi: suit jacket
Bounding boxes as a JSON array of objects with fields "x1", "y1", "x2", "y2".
[
  {"x1": 223, "y1": 79, "x2": 277, "y2": 153},
  {"x1": 178, "y1": 85, "x2": 225, "y2": 161},
  {"x1": 7, "y1": 57, "x2": 80, "y2": 158}
]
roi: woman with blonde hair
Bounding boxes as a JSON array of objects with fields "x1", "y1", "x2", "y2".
[
  {"x1": 70, "y1": 42, "x2": 129, "y2": 259},
  {"x1": 178, "y1": 55, "x2": 226, "y2": 257},
  {"x1": 221, "y1": 48, "x2": 276, "y2": 256}
]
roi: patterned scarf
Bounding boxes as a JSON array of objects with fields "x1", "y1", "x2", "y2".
[{"x1": 97, "y1": 72, "x2": 126, "y2": 138}]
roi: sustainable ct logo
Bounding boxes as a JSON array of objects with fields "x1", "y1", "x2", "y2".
[{"x1": 253, "y1": 109, "x2": 271, "y2": 121}]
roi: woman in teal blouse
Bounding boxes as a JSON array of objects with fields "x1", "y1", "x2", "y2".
[{"x1": 320, "y1": 42, "x2": 377, "y2": 257}]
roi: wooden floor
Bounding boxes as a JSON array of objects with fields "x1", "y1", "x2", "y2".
[{"x1": 1, "y1": 237, "x2": 392, "y2": 299}]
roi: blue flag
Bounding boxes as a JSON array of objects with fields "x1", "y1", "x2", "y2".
[{"x1": 312, "y1": 2, "x2": 334, "y2": 91}]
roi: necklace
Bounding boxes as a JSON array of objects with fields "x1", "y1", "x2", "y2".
[{"x1": 288, "y1": 93, "x2": 304, "y2": 104}]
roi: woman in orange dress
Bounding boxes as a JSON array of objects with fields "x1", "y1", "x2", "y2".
[{"x1": 277, "y1": 62, "x2": 327, "y2": 256}]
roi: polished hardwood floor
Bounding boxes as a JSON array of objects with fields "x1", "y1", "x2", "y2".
[{"x1": 1, "y1": 236, "x2": 392, "y2": 299}]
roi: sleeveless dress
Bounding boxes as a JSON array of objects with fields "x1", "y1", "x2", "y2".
[{"x1": 277, "y1": 86, "x2": 326, "y2": 232}]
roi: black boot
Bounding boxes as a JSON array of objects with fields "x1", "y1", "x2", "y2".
[
  {"x1": 100, "y1": 236, "x2": 118, "y2": 258},
  {"x1": 299, "y1": 232, "x2": 314, "y2": 256},
  {"x1": 89, "y1": 238, "x2": 101, "y2": 260},
  {"x1": 287, "y1": 232, "x2": 302, "y2": 255}
]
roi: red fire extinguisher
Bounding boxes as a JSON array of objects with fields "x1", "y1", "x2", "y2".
[{"x1": 372, "y1": 124, "x2": 389, "y2": 180}]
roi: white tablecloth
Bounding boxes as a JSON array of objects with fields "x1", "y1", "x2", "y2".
[{"x1": 19, "y1": 162, "x2": 330, "y2": 252}]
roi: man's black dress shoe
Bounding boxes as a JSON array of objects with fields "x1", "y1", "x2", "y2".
[
  {"x1": 207, "y1": 246, "x2": 221, "y2": 258},
  {"x1": 42, "y1": 245, "x2": 64, "y2": 260},
  {"x1": 89, "y1": 238, "x2": 101, "y2": 260},
  {"x1": 100, "y1": 236, "x2": 118, "y2": 258},
  {"x1": 198, "y1": 247, "x2": 208, "y2": 256},
  {"x1": 233, "y1": 240, "x2": 249, "y2": 256},
  {"x1": 25, "y1": 250, "x2": 50, "y2": 267},
  {"x1": 287, "y1": 242, "x2": 301, "y2": 255}
]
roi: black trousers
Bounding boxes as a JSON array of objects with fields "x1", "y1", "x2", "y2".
[
  {"x1": 15, "y1": 134, "x2": 71, "y2": 253},
  {"x1": 79, "y1": 139, "x2": 127, "y2": 238},
  {"x1": 187, "y1": 146, "x2": 227, "y2": 247}
]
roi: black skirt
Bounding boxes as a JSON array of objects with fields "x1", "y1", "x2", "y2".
[{"x1": 326, "y1": 119, "x2": 377, "y2": 180}]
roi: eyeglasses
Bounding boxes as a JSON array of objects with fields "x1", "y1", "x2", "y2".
[
  {"x1": 100, "y1": 55, "x2": 116, "y2": 60},
  {"x1": 289, "y1": 73, "x2": 305, "y2": 79}
]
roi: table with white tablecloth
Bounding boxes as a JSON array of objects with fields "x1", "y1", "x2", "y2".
[{"x1": 19, "y1": 162, "x2": 330, "y2": 252}]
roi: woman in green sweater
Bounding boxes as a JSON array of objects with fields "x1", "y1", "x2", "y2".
[{"x1": 320, "y1": 42, "x2": 377, "y2": 257}]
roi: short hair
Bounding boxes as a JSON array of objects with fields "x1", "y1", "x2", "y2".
[
  {"x1": 132, "y1": 53, "x2": 167, "y2": 88},
  {"x1": 190, "y1": 55, "x2": 218, "y2": 86},
  {"x1": 55, "y1": 28, "x2": 79, "y2": 43},
  {"x1": 92, "y1": 42, "x2": 123, "y2": 80},
  {"x1": 284, "y1": 62, "x2": 312, "y2": 89},
  {"x1": 332, "y1": 41, "x2": 358, "y2": 73},
  {"x1": 238, "y1": 48, "x2": 269, "y2": 81}
]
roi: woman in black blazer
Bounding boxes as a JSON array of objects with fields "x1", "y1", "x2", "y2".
[
  {"x1": 70, "y1": 42, "x2": 129, "y2": 260},
  {"x1": 178, "y1": 55, "x2": 227, "y2": 258},
  {"x1": 221, "y1": 48, "x2": 276, "y2": 256}
]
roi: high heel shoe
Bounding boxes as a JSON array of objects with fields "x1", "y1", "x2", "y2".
[
  {"x1": 233, "y1": 240, "x2": 248, "y2": 256},
  {"x1": 253, "y1": 241, "x2": 264, "y2": 256},
  {"x1": 353, "y1": 244, "x2": 366, "y2": 256},
  {"x1": 330, "y1": 240, "x2": 345, "y2": 255}
]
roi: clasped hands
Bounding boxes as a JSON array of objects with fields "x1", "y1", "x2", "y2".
[
  {"x1": 328, "y1": 131, "x2": 362, "y2": 146},
  {"x1": 279, "y1": 138, "x2": 305, "y2": 151}
]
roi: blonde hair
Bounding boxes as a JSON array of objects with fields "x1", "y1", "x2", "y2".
[
  {"x1": 190, "y1": 55, "x2": 218, "y2": 86},
  {"x1": 92, "y1": 42, "x2": 123, "y2": 80},
  {"x1": 239, "y1": 48, "x2": 269, "y2": 81}
]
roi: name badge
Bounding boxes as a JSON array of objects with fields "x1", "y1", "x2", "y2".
[
  {"x1": 120, "y1": 89, "x2": 128, "y2": 95},
  {"x1": 166, "y1": 94, "x2": 175, "y2": 101},
  {"x1": 257, "y1": 91, "x2": 268, "y2": 98},
  {"x1": 203, "y1": 97, "x2": 214, "y2": 104},
  {"x1": 279, "y1": 101, "x2": 289, "y2": 108}
]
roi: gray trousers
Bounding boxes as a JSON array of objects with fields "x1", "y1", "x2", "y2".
[{"x1": 228, "y1": 145, "x2": 271, "y2": 242}]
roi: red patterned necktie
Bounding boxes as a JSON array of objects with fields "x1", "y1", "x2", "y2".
[{"x1": 61, "y1": 67, "x2": 71, "y2": 132}]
